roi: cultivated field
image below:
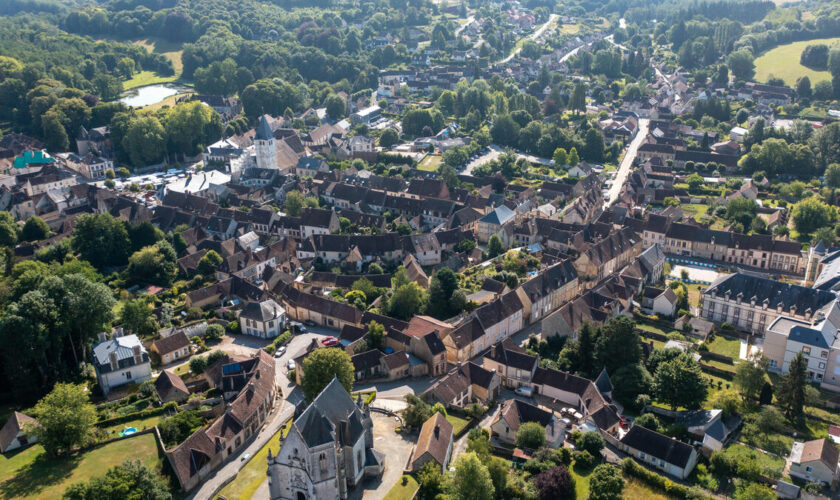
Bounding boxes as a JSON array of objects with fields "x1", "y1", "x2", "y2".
[{"x1": 754, "y1": 37, "x2": 840, "y2": 86}]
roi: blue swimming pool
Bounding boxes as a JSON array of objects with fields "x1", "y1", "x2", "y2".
[{"x1": 120, "y1": 427, "x2": 138, "y2": 437}]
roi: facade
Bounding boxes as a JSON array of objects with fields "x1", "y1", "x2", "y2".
[
  {"x1": 151, "y1": 332, "x2": 192, "y2": 365},
  {"x1": 0, "y1": 412, "x2": 38, "y2": 453},
  {"x1": 92, "y1": 334, "x2": 152, "y2": 395},
  {"x1": 267, "y1": 377, "x2": 384, "y2": 500},
  {"x1": 240, "y1": 299, "x2": 287, "y2": 338},
  {"x1": 490, "y1": 399, "x2": 564, "y2": 448},
  {"x1": 788, "y1": 439, "x2": 840, "y2": 485},
  {"x1": 255, "y1": 116, "x2": 278, "y2": 170}
]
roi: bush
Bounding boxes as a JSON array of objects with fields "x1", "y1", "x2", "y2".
[
  {"x1": 204, "y1": 323, "x2": 224, "y2": 341},
  {"x1": 189, "y1": 356, "x2": 208, "y2": 374},
  {"x1": 573, "y1": 450, "x2": 594, "y2": 469},
  {"x1": 575, "y1": 431, "x2": 605, "y2": 456}
]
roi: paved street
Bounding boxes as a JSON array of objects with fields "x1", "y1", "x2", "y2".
[
  {"x1": 607, "y1": 117, "x2": 649, "y2": 206},
  {"x1": 499, "y1": 14, "x2": 558, "y2": 64}
]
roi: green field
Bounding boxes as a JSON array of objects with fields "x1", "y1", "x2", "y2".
[
  {"x1": 754, "y1": 37, "x2": 840, "y2": 86},
  {"x1": 417, "y1": 155, "x2": 442, "y2": 171},
  {"x1": 568, "y1": 461, "x2": 674, "y2": 499},
  {"x1": 383, "y1": 474, "x2": 419, "y2": 500},
  {"x1": 0, "y1": 433, "x2": 162, "y2": 499},
  {"x1": 445, "y1": 414, "x2": 470, "y2": 436},
  {"x1": 216, "y1": 419, "x2": 293, "y2": 500},
  {"x1": 122, "y1": 71, "x2": 179, "y2": 90}
]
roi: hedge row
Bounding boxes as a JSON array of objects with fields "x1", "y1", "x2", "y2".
[
  {"x1": 698, "y1": 350, "x2": 734, "y2": 364},
  {"x1": 620, "y1": 458, "x2": 711, "y2": 500},
  {"x1": 699, "y1": 362, "x2": 735, "y2": 380},
  {"x1": 96, "y1": 407, "x2": 167, "y2": 428},
  {"x1": 635, "y1": 328, "x2": 669, "y2": 342}
]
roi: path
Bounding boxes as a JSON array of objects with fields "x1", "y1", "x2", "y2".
[
  {"x1": 606, "y1": 117, "x2": 648, "y2": 206},
  {"x1": 499, "y1": 14, "x2": 558, "y2": 64}
]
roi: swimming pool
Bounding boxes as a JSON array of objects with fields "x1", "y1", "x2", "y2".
[{"x1": 120, "y1": 427, "x2": 138, "y2": 437}]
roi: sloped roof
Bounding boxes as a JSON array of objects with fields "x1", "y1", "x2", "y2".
[
  {"x1": 0, "y1": 412, "x2": 37, "y2": 452},
  {"x1": 620, "y1": 425, "x2": 694, "y2": 468},
  {"x1": 410, "y1": 412, "x2": 453, "y2": 468}
]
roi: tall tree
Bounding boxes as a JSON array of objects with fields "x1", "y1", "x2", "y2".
[
  {"x1": 72, "y1": 213, "x2": 131, "y2": 269},
  {"x1": 30, "y1": 383, "x2": 96, "y2": 457},
  {"x1": 734, "y1": 354, "x2": 769, "y2": 404},
  {"x1": 570, "y1": 82, "x2": 586, "y2": 115},
  {"x1": 595, "y1": 317, "x2": 642, "y2": 374},
  {"x1": 577, "y1": 322, "x2": 596, "y2": 377},
  {"x1": 588, "y1": 464, "x2": 624, "y2": 500},
  {"x1": 301, "y1": 348, "x2": 354, "y2": 401},
  {"x1": 426, "y1": 268, "x2": 463, "y2": 319},
  {"x1": 387, "y1": 282, "x2": 426, "y2": 320},
  {"x1": 777, "y1": 351, "x2": 808, "y2": 418},
  {"x1": 449, "y1": 452, "x2": 495, "y2": 500},
  {"x1": 63, "y1": 460, "x2": 172, "y2": 500},
  {"x1": 653, "y1": 352, "x2": 708, "y2": 410}
]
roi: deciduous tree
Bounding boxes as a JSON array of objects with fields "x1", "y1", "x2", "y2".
[
  {"x1": 301, "y1": 348, "x2": 354, "y2": 401},
  {"x1": 30, "y1": 383, "x2": 96, "y2": 457}
]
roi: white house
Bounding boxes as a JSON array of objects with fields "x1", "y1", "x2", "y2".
[
  {"x1": 92, "y1": 334, "x2": 152, "y2": 395},
  {"x1": 0, "y1": 412, "x2": 38, "y2": 453},
  {"x1": 490, "y1": 399, "x2": 565, "y2": 448},
  {"x1": 788, "y1": 438, "x2": 840, "y2": 485},
  {"x1": 240, "y1": 299, "x2": 286, "y2": 339},
  {"x1": 619, "y1": 425, "x2": 699, "y2": 479}
]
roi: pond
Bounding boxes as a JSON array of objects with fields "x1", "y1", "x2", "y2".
[{"x1": 120, "y1": 84, "x2": 188, "y2": 107}]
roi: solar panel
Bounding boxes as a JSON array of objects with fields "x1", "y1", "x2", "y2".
[{"x1": 222, "y1": 363, "x2": 242, "y2": 374}]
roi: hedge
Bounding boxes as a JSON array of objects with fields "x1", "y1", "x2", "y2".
[
  {"x1": 699, "y1": 362, "x2": 734, "y2": 380},
  {"x1": 698, "y1": 351, "x2": 733, "y2": 364},
  {"x1": 96, "y1": 407, "x2": 167, "y2": 428},
  {"x1": 620, "y1": 458, "x2": 712, "y2": 499}
]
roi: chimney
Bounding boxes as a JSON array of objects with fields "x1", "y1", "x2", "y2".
[
  {"x1": 248, "y1": 382, "x2": 255, "y2": 393},
  {"x1": 434, "y1": 425, "x2": 440, "y2": 439},
  {"x1": 133, "y1": 345, "x2": 142, "y2": 364},
  {"x1": 97, "y1": 332, "x2": 108, "y2": 342},
  {"x1": 109, "y1": 351, "x2": 118, "y2": 371},
  {"x1": 490, "y1": 343, "x2": 496, "y2": 358}
]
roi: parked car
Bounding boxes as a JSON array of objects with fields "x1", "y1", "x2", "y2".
[
  {"x1": 304, "y1": 320, "x2": 317, "y2": 327},
  {"x1": 289, "y1": 321, "x2": 306, "y2": 333},
  {"x1": 287, "y1": 359, "x2": 296, "y2": 371},
  {"x1": 322, "y1": 336, "x2": 339, "y2": 347},
  {"x1": 273, "y1": 346, "x2": 286, "y2": 358},
  {"x1": 514, "y1": 386, "x2": 533, "y2": 397}
]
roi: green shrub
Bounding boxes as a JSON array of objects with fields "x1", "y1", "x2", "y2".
[{"x1": 573, "y1": 450, "x2": 594, "y2": 469}]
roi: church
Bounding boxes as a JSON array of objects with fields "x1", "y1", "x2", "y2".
[{"x1": 267, "y1": 377, "x2": 385, "y2": 500}]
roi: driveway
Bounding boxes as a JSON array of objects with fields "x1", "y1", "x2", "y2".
[{"x1": 357, "y1": 413, "x2": 416, "y2": 500}]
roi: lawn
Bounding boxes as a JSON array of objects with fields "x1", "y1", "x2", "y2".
[
  {"x1": 722, "y1": 443, "x2": 785, "y2": 478},
  {"x1": 568, "y1": 461, "x2": 671, "y2": 499},
  {"x1": 0, "y1": 432, "x2": 162, "y2": 499},
  {"x1": 754, "y1": 37, "x2": 840, "y2": 86},
  {"x1": 705, "y1": 335, "x2": 741, "y2": 359},
  {"x1": 417, "y1": 155, "x2": 442, "y2": 171},
  {"x1": 445, "y1": 414, "x2": 470, "y2": 436},
  {"x1": 215, "y1": 419, "x2": 293, "y2": 500},
  {"x1": 123, "y1": 70, "x2": 179, "y2": 90},
  {"x1": 132, "y1": 38, "x2": 184, "y2": 75},
  {"x1": 383, "y1": 474, "x2": 419, "y2": 500},
  {"x1": 214, "y1": 418, "x2": 291, "y2": 499},
  {"x1": 568, "y1": 461, "x2": 594, "y2": 499},
  {"x1": 101, "y1": 413, "x2": 163, "y2": 437},
  {"x1": 559, "y1": 24, "x2": 580, "y2": 34}
]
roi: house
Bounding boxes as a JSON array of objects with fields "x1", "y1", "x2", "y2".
[
  {"x1": 516, "y1": 260, "x2": 579, "y2": 324},
  {"x1": 0, "y1": 412, "x2": 38, "y2": 453},
  {"x1": 423, "y1": 362, "x2": 500, "y2": 408},
  {"x1": 300, "y1": 207, "x2": 340, "y2": 239},
  {"x1": 151, "y1": 332, "x2": 192, "y2": 365},
  {"x1": 482, "y1": 340, "x2": 538, "y2": 389},
  {"x1": 279, "y1": 287, "x2": 362, "y2": 330},
  {"x1": 295, "y1": 157, "x2": 330, "y2": 178},
  {"x1": 409, "y1": 412, "x2": 454, "y2": 472},
  {"x1": 788, "y1": 439, "x2": 840, "y2": 485},
  {"x1": 352, "y1": 350, "x2": 383, "y2": 381},
  {"x1": 476, "y1": 205, "x2": 516, "y2": 243},
  {"x1": 491, "y1": 399, "x2": 565, "y2": 448},
  {"x1": 154, "y1": 370, "x2": 190, "y2": 403},
  {"x1": 567, "y1": 162, "x2": 593, "y2": 178},
  {"x1": 443, "y1": 317, "x2": 486, "y2": 364},
  {"x1": 351, "y1": 105, "x2": 382, "y2": 124},
  {"x1": 239, "y1": 299, "x2": 286, "y2": 339},
  {"x1": 531, "y1": 366, "x2": 621, "y2": 435},
  {"x1": 619, "y1": 425, "x2": 699, "y2": 479},
  {"x1": 474, "y1": 291, "x2": 524, "y2": 345},
  {"x1": 673, "y1": 316, "x2": 714, "y2": 340},
  {"x1": 641, "y1": 287, "x2": 678, "y2": 317},
  {"x1": 92, "y1": 334, "x2": 152, "y2": 395},
  {"x1": 267, "y1": 377, "x2": 384, "y2": 499},
  {"x1": 168, "y1": 352, "x2": 276, "y2": 491}
]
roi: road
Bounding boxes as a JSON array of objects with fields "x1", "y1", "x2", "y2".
[
  {"x1": 454, "y1": 15, "x2": 475, "y2": 37},
  {"x1": 464, "y1": 145, "x2": 553, "y2": 175},
  {"x1": 606, "y1": 117, "x2": 648, "y2": 206},
  {"x1": 499, "y1": 14, "x2": 558, "y2": 64}
]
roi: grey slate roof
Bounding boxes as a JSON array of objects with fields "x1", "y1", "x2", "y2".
[
  {"x1": 704, "y1": 273, "x2": 836, "y2": 316},
  {"x1": 620, "y1": 425, "x2": 694, "y2": 468},
  {"x1": 479, "y1": 205, "x2": 515, "y2": 226}
]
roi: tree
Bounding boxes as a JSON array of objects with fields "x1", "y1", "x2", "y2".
[
  {"x1": 735, "y1": 482, "x2": 776, "y2": 500},
  {"x1": 611, "y1": 363, "x2": 652, "y2": 407},
  {"x1": 553, "y1": 148, "x2": 568, "y2": 167},
  {"x1": 301, "y1": 348, "x2": 354, "y2": 401},
  {"x1": 21, "y1": 216, "x2": 50, "y2": 241},
  {"x1": 792, "y1": 198, "x2": 836, "y2": 235},
  {"x1": 727, "y1": 50, "x2": 755, "y2": 81},
  {"x1": 826, "y1": 163, "x2": 840, "y2": 189},
  {"x1": 404, "y1": 394, "x2": 433, "y2": 428},
  {"x1": 427, "y1": 267, "x2": 462, "y2": 319},
  {"x1": 490, "y1": 115, "x2": 520, "y2": 147},
  {"x1": 417, "y1": 461, "x2": 445, "y2": 500},
  {"x1": 63, "y1": 459, "x2": 171, "y2": 500},
  {"x1": 516, "y1": 421, "x2": 546, "y2": 449},
  {"x1": 734, "y1": 354, "x2": 769, "y2": 404},
  {"x1": 653, "y1": 352, "x2": 708, "y2": 410},
  {"x1": 595, "y1": 317, "x2": 642, "y2": 374},
  {"x1": 0, "y1": 211, "x2": 18, "y2": 248},
  {"x1": 190, "y1": 356, "x2": 208, "y2": 374},
  {"x1": 583, "y1": 128, "x2": 605, "y2": 163},
  {"x1": 72, "y1": 213, "x2": 131, "y2": 269},
  {"x1": 30, "y1": 383, "x2": 96, "y2": 457},
  {"x1": 367, "y1": 321, "x2": 384, "y2": 350},
  {"x1": 570, "y1": 82, "x2": 586, "y2": 115},
  {"x1": 198, "y1": 249, "x2": 223, "y2": 276},
  {"x1": 575, "y1": 431, "x2": 605, "y2": 456},
  {"x1": 122, "y1": 116, "x2": 166, "y2": 167},
  {"x1": 588, "y1": 464, "x2": 624, "y2": 500},
  {"x1": 205, "y1": 323, "x2": 224, "y2": 341},
  {"x1": 687, "y1": 173, "x2": 704, "y2": 193},
  {"x1": 777, "y1": 351, "x2": 807, "y2": 418},
  {"x1": 576, "y1": 322, "x2": 597, "y2": 377},
  {"x1": 567, "y1": 147, "x2": 580, "y2": 167},
  {"x1": 379, "y1": 128, "x2": 399, "y2": 148},
  {"x1": 121, "y1": 299, "x2": 159, "y2": 336},
  {"x1": 533, "y1": 465, "x2": 575, "y2": 500},
  {"x1": 388, "y1": 282, "x2": 426, "y2": 320},
  {"x1": 633, "y1": 413, "x2": 661, "y2": 432},
  {"x1": 284, "y1": 190, "x2": 305, "y2": 216},
  {"x1": 449, "y1": 452, "x2": 495, "y2": 500},
  {"x1": 127, "y1": 240, "x2": 177, "y2": 286},
  {"x1": 487, "y1": 234, "x2": 505, "y2": 258},
  {"x1": 796, "y1": 76, "x2": 812, "y2": 99},
  {"x1": 324, "y1": 94, "x2": 346, "y2": 119}
]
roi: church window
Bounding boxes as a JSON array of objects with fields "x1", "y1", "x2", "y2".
[{"x1": 320, "y1": 453, "x2": 327, "y2": 471}]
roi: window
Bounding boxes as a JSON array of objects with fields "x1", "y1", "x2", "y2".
[
  {"x1": 819, "y1": 362, "x2": 826, "y2": 369},
  {"x1": 803, "y1": 346, "x2": 811, "y2": 355},
  {"x1": 822, "y1": 351, "x2": 828, "y2": 358},
  {"x1": 805, "y1": 466, "x2": 813, "y2": 473},
  {"x1": 319, "y1": 453, "x2": 327, "y2": 471},
  {"x1": 125, "y1": 371, "x2": 132, "y2": 379}
]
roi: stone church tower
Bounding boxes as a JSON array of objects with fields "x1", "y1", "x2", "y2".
[{"x1": 255, "y1": 115, "x2": 278, "y2": 169}]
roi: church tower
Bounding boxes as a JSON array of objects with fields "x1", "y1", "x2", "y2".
[{"x1": 255, "y1": 115, "x2": 277, "y2": 169}]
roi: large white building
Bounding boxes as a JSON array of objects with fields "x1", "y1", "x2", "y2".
[
  {"x1": 267, "y1": 378, "x2": 384, "y2": 500},
  {"x1": 239, "y1": 299, "x2": 286, "y2": 338},
  {"x1": 92, "y1": 334, "x2": 152, "y2": 395}
]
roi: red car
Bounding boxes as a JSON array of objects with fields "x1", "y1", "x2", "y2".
[{"x1": 322, "y1": 336, "x2": 340, "y2": 347}]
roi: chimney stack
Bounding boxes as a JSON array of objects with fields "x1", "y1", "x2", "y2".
[
  {"x1": 109, "y1": 351, "x2": 118, "y2": 371},
  {"x1": 434, "y1": 425, "x2": 440, "y2": 439}
]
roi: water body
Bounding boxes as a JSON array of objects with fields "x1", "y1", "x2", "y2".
[{"x1": 120, "y1": 84, "x2": 188, "y2": 107}]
